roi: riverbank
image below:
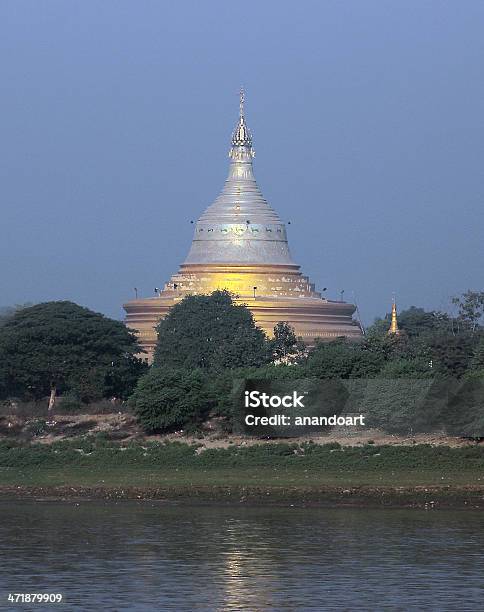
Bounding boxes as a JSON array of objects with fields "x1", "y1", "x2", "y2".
[
  {"x1": 0, "y1": 411, "x2": 478, "y2": 447},
  {"x1": 1, "y1": 483, "x2": 483, "y2": 509},
  {"x1": 0, "y1": 439, "x2": 482, "y2": 508}
]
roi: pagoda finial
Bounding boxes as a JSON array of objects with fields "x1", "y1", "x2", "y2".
[
  {"x1": 231, "y1": 88, "x2": 253, "y2": 151},
  {"x1": 388, "y1": 294, "x2": 401, "y2": 335},
  {"x1": 239, "y1": 87, "x2": 245, "y2": 118}
]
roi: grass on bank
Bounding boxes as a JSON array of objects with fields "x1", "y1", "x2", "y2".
[{"x1": 0, "y1": 439, "x2": 482, "y2": 489}]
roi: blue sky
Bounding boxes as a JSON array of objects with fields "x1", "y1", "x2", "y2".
[{"x1": 1, "y1": 1, "x2": 483, "y2": 324}]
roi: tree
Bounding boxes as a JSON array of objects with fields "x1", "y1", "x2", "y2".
[
  {"x1": 470, "y1": 336, "x2": 484, "y2": 371},
  {"x1": 304, "y1": 339, "x2": 386, "y2": 379},
  {"x1": 441, "y1": 377, "x2": 484, "y2": 437},
  {"x1": 399, "y1": 307, "x2": 450, "y2": 337},
  {"x1": 452, "y1": 290, "x2": 484, "y2": 333},
  {"x1": 153, "y1": 290, "x2": 270, "y2": 371},
  {"x1": 0, "y1": 307, "x2": 15, "y2": 328},
  {"x1": 428, "y1": 333, "x2": 475, "y2": 378},
  {"x1": 0, "y1": 303, "x2": 32, "y2": 327},
  {"x1": 378, "y1": 357, "x2": 433, "y2": 379},
  {"x1": 129, "y1": 368, "x2": 212, "y2": 433},
  {"x1": 270, "y1": 322, "x2": 306, "y2": 364},
  {"x1": 0, "y1": 301, "x2": 146, "y2": 407}
]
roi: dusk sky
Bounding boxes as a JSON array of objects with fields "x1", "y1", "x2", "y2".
[{"x1": 1, "y1": 1, "x2": 483, "y2": 325}]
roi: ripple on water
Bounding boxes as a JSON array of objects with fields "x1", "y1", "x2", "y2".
[{"x1": 0, "y1": 501, "x2": 482, "y2": 611}]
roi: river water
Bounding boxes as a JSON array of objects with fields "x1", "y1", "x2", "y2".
[{"x1": 0, "y1": 501, "x2": 482, "y2": 610}]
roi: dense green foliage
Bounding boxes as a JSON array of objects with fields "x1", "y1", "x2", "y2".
[
  {"x1": 0, "y1": 303, "x2": 32, "y2": 328},
  {"x1": 129, "y1": 367, "x2": 214, "y2": 433},
  {"x1": 269, "y1": 321, "x2": 306, "y2": 363},
  {"x1": 153, "y1": 290, "x2": 270, "y2": 371},
  {"x1": 304, "y1": 337, "x2": 387, "y2": 379},
  {"x1": 451, "y1": 290, "x2": 484, "y2": 333},
  {"x1": 441, "y1": 378, "x2": 484, "y2": 437},
  {"x1": 135, "y1": 296, "x2": 484, "y2": 436},
  {"x1": 0, "y1": 301, "x2": 146, "y2": 403},
  {"x1": 362, "y1": 379, "x2": 437, "y2": 434},
  {"x1": 1, "y1": 291, "x2": 484, "y2": 439},
  {"x1": 134, "y1": 291, "x2": 276, "y2": 432},
  {"x1": 0, "y1": 307, "x2": 15, "y2": 328}
]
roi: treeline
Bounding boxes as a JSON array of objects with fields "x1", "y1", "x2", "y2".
[
  {"x1": 0, "y1": 291, "x2": 483, "y2": 437},
  {"x1": 131, "y1": 290, "x2": 484, "y2": 437}
]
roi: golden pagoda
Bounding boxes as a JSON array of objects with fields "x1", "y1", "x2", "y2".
[
  {"x1": 387, "y1": 297, "x2": 401, "y2": 336},
  {"x1": 124, "y1": 91, "x2": 363, "y2": 358}
]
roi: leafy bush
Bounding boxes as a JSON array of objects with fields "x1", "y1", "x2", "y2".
[{"x1": 129, "y1": 368, "x2": 213, "y2": 433}]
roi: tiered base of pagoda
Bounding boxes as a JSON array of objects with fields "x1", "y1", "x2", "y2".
[{"x1": 123, "y1": 264, "x2": 362, "y2": 360}]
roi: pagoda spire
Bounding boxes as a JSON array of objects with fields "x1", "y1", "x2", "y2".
[
  {"x1": 388, "y1": 295, "x2": 401, "y2": 335},
  {"x1": 230, "y1": 88, "x2": 254, "y2": 155},
  {"x1": 184, "y1": 89, "x2": 291, "y2": 265},
  {"x1": 239, "y1": 87, "x2": 245, "y2": 118}
]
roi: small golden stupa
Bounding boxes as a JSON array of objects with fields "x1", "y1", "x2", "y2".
[{"x1": 387, "y1": 296, "x2": 401, "y2": 336}]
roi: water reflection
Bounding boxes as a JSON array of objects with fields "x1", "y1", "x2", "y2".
[{"x1": 0, "y1": 501, "x2": 482, "y2": 610}]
